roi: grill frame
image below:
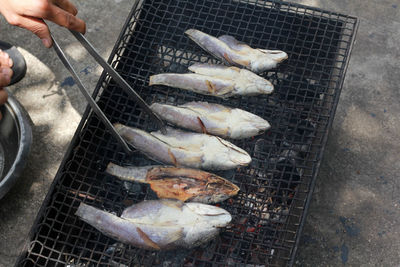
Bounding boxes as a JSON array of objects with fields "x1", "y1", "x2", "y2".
[{"x1": 16, "y1": 0, "x2": 358, "y2": 266}]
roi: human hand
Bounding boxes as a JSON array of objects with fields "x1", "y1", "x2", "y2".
[
  {"x1": 0, "y1": 0, "x2": 86, "y2": 48},
  {"x1": 0, "y1": 50, "x2": 12, "y2": 119}
]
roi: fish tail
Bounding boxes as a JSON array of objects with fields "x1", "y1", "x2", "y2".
[
  {"x1": 149, "y1": 74, "x2": 193, "y2": 89},
  {"x1": 76, "y1": 203, "x2": 158, "y2": 250},
  {"x1": 113, "y1": 123, "x2": 125, "y2": 132},
  {"x1": 149, "y1": 75, "x2": 158, "y2": 86},
  {"x1": 106, "y1": 163, "x2": 148, "y2": 183},
  {"x1": 76, "y1": 203, "x2": 128, "y2": 238}
]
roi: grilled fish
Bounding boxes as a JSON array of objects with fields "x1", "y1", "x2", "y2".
[
  {"x1": 149, "y1": 63, "x2": 273, "y2": 97},
  {"x1": 114, "y1": 123, "x2": 251, "y2": 170},
  {"x1": 75, "y1": 199, "x2": 231, "y2": 250},
  {"x1": 106, "y1": 163, "x2": 240, "y2": 203},
  {"x1": 150, "y1": 101, "x2": 270, "y2": 139},
  {"x1": 185, "y1": 29, "x2": 288, "y2": 73}
]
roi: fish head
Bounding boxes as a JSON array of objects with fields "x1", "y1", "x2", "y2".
[
  {"x1": 250, "y1": 50, "x2": 288, "y2": 73},
  {"x1": 216, "y1": 137, "x2": 252, "y2": 168},
  {"x1": 265, "y1": 50, "x2": 288, "y2": 63},
  {"x1": 189, "y1": 179, "x2": 239, "y2": 203},
  {"x1": 250, "y1": 78, "x2": 274, "y2": 94},
  {"x1": 237, "y1": 69, "x2": 274, "y2": 95},
  {"x1": 205, "y1": 176, "x2": 240, "y2": 198},
  {"x1": 185, "y1": 203, "x2": 232, "y2": 227}
]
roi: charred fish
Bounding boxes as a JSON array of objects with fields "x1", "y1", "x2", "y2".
[{"x1": 106, "y1": 163, "x2": 240, "y2": 203}]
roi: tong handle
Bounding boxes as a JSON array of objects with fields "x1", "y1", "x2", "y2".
[
  {"x1": 51, "y1": 35, "x2": 135, "y2": 154},
  {"x1": 69, "y1": 30, "x2": 166, "y2": 132}
]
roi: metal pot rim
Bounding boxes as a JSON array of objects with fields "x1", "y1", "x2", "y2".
[{"x1": 0, "y1": 94, "x2": 33, "y2": 199}]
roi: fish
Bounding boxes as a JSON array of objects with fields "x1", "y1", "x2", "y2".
[
  {"x1": 75, "y1": 199, "x2": 232, "y2": 250},
  {"x1": 185, "y1": 29, "x2": 288, "y2": 73},
  {"x1": 150, "y1": 101, "x2": 271, "y2": 139},
  {"x1": 106, "y1": 163, "x2": 240, "y2": 203},
  {"x1": 149, "y1": 63, "x2": 274, "y2": 97},
  {"x1": 114, "y1": 123, "x2": 251, "y2": 171}
]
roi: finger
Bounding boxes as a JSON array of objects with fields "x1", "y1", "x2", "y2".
[
  {"x1": 0, "y1": 88, "x2": 7, "y2": 120},
  {"x1": 8, "y1": 15, "x2": 53, "y2": 47},
  {"x1": 51, "y1": 0, "x2": 78, "y2": 15},
  {"x1": 0, "y1": 51, "x2": 13, "y2": 68},
  {"x1": 0, "y1": 89, "x2": 8, "y2": 106},
  {"x1": 0, "y1": 68, "x2": 13, "y2": 87},
  {"x1": 45, "y1": 4, "x2": 86, "y2": 34}
]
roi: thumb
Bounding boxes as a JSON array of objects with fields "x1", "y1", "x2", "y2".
[
  {"x1": 0, "y1": 68, "x2": 12, "y2": 87},
  {"x1": 0, "y1": 88, "x2": 8, "y2": 106}
]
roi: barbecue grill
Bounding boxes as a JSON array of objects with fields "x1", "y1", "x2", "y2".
[{"x1": 16, "y1": 0, "x2": 358, "y2": 266}]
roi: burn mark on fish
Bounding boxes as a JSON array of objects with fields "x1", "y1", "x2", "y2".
[
  {"x1": 205, "y1": 80, "x2": 216, "y2": 94},
  {"x1": 136, "y1": 227, "x2": 161, "y2": 250},
  {"x1": 168, "y1": 149, "x2": 178, "y2": 166},
  {"x1": 223, "y1": 53, "x2": 234, "y2": 64},
  {"x1": 197, "y1": 117, "x2": 208, "y2": 134}
]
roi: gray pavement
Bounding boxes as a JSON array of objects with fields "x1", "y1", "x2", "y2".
[
  {"x1": 0, "y1": 1, "x2": 132, "y2": 266},
  {"x1": 292, "y1": 0, "x2": 400, "y2": 266},
  {"x1": 0, "y1": 0, "x2": 399, "y2": 266}
]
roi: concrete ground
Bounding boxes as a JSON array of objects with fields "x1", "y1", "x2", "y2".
[
  {"x1": 0, "y1": 1, "x2": 133, "y2": 266},
  {"x1": 0, "y1": 0, "x2": 399, "y2": 266}
]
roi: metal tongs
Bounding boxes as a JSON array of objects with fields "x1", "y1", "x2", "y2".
[{"x1": 51, "y1": 30, "x2": 166, "y2": 154}]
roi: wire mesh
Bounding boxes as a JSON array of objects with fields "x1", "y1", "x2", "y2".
[{"x1": 16, "y1": 0, "x2": 357, "y2": 266}]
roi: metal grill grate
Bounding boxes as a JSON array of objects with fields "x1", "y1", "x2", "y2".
[{"x1": 16, "y1": 0, "x2": 357, "y2": 266}]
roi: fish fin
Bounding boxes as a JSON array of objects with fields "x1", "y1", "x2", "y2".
[
  {"x1": 215, "y1": 136, "x2": 248, "y2": 155},
  {"x1": 206, "y1": 80, "x2": 234, "y2": 97},
  {"x1": 163, "y1": 228, "x2": 184, "y2": 244},
  {"x1": 160, "y1": 199, "x2": 184, "y2": 209},
  {"x1": 235, "y1": 58, "x2": 251, "y2": 68},
  {"x1": 229, "y1": 66, "x2": 241, "y2": 72},
  {"x1": 205, "y1": 80, "x2": 216, "y2": 94},
  {"x1": 258, "y1": 49, "x2": 282, "y2": 54},
  {"x1": 197, "y1": 117, "x2": 208, "y2": 134},
  {"x1": 149, "y1": 75, "x2": 156, "y2": 86},
  {"x1": 217, "y1": 85, "x2": 235, "y2": 97},
  {"x1": 136, "y1": 227, "x2": 161, "y2": 250},
  {"x1": 218, "y1": 35, "x2": 250, "y2": 52},
  {"x1": 168, "y1": 149, "x2": 178, "y2": 166},
  {"x1": 223, "y1": 53, "x2": 234, "y2": 64}
]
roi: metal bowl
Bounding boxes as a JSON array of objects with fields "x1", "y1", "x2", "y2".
[{"x1": 0, "y1": 94, "x2": 32, "y2": 199}]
